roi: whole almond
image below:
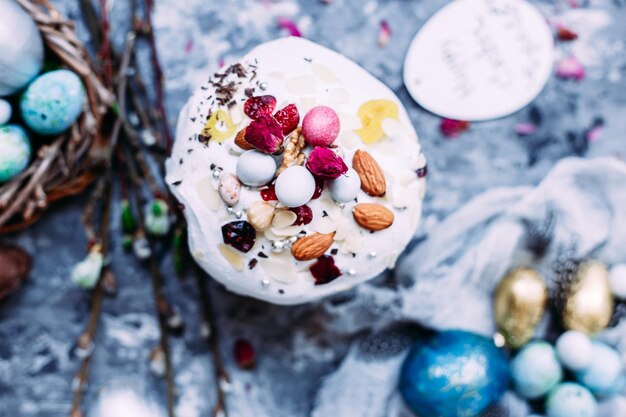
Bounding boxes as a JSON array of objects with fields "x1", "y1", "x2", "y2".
[
  {"x1": 352, "y1": 150, "x2": 386, "y2": 196},
  {"x1": 353, "y1": 203, "x2": 394, "y2": 231},
  {"x1": 234, "y1": 127, "x2": 254, "y2": 150},
  {"x1": 291, "y1": 232, "x2": 335, "y2": 261}
]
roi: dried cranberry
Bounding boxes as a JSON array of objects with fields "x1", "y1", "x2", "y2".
[
  {"x1": 233, "y1": 338, "x2": 255, "y2": 369},
  {"x1": 260, "y1": 184, "x2": 278, "y2": 201},
  {"x1": 221, "y1": 221, "x2": 256, "y2": 253},
  {"x1": 440, "y1": 118, "x2": 470, "y2": 137},
  {"x1": 273, "y1": 104, "x2": 300, "y2": 134},
  {"x1": 416, "y1": 164, "x2": 428, "y2": 178},
  {"x1": 290, "y1": 205, "x2": 313, "y2": 225},
  {"x1": 312, "y1": 177, "x2": 324, "y2": 199},
  {"x1": 244, "y1": 95, "x2": 277, "y2": 119},
  {"x1": 310, "y1": 255, "x2": 342, "y2": 285}
]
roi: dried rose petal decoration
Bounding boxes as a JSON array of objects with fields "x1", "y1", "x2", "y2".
[
  {"x1": 290, "y1": 205, "x2": 313, "y2": 225},
  {"x1": 221, "y1": 221, "x2": 256, "y2": 253},
  {"x1": 244, "y1": 113, "x2": 285, "y2": 154},
  {"x1": 234, "y1": 338, "x2": 256, "y2": 369},
  {"x1": 244, "y1": 95, "x2": 277, "y2": 120},
  {"x1": 274, "y1": 104, "x2": 300, "y2": 135},
  {"x1": 440, "y1": 118, "x2": 470, "y2": 137},
  {"x1": 556, "y1": 56, "x2": 585, "y2": 81},
  {"x1": 310, "y1": 255, "x2": 342, "y2": 285},
  {"x1": 305, "y1": 147, "x2": 348, "y2": 180}
]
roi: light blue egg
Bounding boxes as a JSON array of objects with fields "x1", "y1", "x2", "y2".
[
  {"x1": 20, "y1": 69, "x2": 85, "y2": 135},
  {"x1": 511, "y1": 341, "x2": 563, "y2": 399},
  {"x1": 546, "y1": 382, "x2": 597, "y2": 417},
  {"x1": 0, "y1": 125, "x2": 31, "y2": 182},
  {"x1": 576, "y1": 341, "x2": 623, "y2": 395},
  {"x1": 399, "y1": 330, "x2": 510, "y2": 417},
  {"x1": 0, "y1": 99, "x2": 11, "y2": 125}
]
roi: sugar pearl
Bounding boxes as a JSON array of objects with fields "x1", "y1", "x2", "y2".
[
  {"x1": 236, "y1": 150, "x2": 276, "y2": 186},
  {"x1": 275, "y1": 165, "x2": 315, "y2": 208},
  {"x1": 329, "y1": 168, "x2": 361, "y2": 203},
  {"x1": 555, "y1": 331, "x2": 592, "y2": 371},
  {"x1": 302, "y1": 105, "x2": 340, "y2": 147}
]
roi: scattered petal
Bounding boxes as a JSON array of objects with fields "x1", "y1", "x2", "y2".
[
  {"x1": 234, "y1": 339, "x2": 256, "y2": 369},
  {"x1": 184, "y1": 39, "x2": 194, "y2": 54},
  {"x1": 378, "y1": 20, "x2": 392, "y2": 48},
  {"x1": 556, "y1": 56, "x2": 585, "y2": 81},
  {"x1": 440, "y1": 118, "x2": 470, "y2": 137},
  {"x1": 514, "y1": 123, "x2": 538, "y2": 136},
  {"x1": 585, "y1": 118, "x2": 605, "y2": 142},
  {"x1": 277, "y1": 16, "x2": 302, "y2": 37}
]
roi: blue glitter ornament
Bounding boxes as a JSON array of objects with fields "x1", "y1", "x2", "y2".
[
  {"x1": 20, "y1": 69, "x2": 85, "y2": 135},
  {"x1": 0, "y1": 125, "x2": 31, "y2": 182},
  {"x1": 399, "y1": 330, "x2": 510, "y2": 417}
]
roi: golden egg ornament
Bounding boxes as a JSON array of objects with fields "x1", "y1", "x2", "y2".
[
  {"x1": 562, "y1": 260, "x2": 613, "y2": 335},
  {"x1": 494, "y1": 267, "x2": 548, "y2": 348}
]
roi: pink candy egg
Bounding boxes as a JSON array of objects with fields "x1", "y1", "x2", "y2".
[{"x1": 302, "y1": 106, "x2": 340, "y2": 147}]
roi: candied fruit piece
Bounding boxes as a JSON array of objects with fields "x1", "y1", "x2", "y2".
[
  {"x1": 274, "y1": 104, "x2": 300, "y2": 135},
  {"x1": 244, "y1": 95, "x2": 277, "y2": 119},
  {"x1": 260, "y1": 184, "x2": 278, "y2": 201},
  {"x1": 221, "y1": 221, "x2": 256, "y2": 253},
  {"x1": 354, "y1": 99, "x2": 398, "y2": 144},
  {"x1": 290, "y1": 205, "x2": 313, "y2": 225},
  {"x1": 201, "y1": 109, "x2": 236, "y2": 143}
]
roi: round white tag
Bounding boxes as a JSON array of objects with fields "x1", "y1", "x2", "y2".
[{"x1": 403, "y1": 0, "x2": 554, "y2": 121}]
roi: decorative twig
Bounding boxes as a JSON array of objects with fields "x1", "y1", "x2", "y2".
[
  {"x1": 122, "y1": 145, "x2": 176, "y2": 417},
  {"x1": 97, "y1": 0, "x2": 114, "y2": 87},
  {"x1": 194, "y1": 267, "x2": 231, "y2": 417}
]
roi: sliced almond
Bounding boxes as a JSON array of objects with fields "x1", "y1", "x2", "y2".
[
  {"x1": 218, "y1": 244, "x2": 244, "y2": 271},
  {"x1": 196, "y1": 177, "x2": 222, "y2": 211},
  {"x1": 352, "y1": 150, "x2": 386, "y2": 197},
  {"x1": 234, "y1": 127, "x2": 254, "y2": 150},
  {"x1": 259, "y1": 256, "x2": 297, "y2": 284},
  {"x1": 270, "y1": 225, "x2": 303, "y2": 237},
  {"x1": 272, "y1": 209, "x2": 298, "y2": 229},
  {"x1": 352, "y1": 203, "x2": 394, "y2": 231},
  {"x1": 291, "y1": 232, "x2": 335, "y2": 261}
]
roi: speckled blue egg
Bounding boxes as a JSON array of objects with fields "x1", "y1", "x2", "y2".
[
  {"x1": 20, "y1": 69, "x2": 85, "y2": 135},
  {"x1": 576, "y1": 341, "x2": 623, "y2": 395},
  {"x1": 546, "y1": 383, "x2": 597, "y2": 417},
  {"x1": 399, "y1": 330, "x2": 510, "y2": 417},
  {"x1": 0, "y1": 125, "x2": 31, "y2": 182},
  {"x1": 0, "y1": 99, "x2": 11, "y2": 125},
  {"x1": 511, "y1": 341, "x2": 562, "y2": 399}
]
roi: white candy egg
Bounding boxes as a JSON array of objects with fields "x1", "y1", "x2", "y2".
[
  {"x1": 609, "y1": 264, "x2": 626, "y2": 299},
  {"x1": 275, "y1": 165, "x2": 315, "y2": 207},
  {"x1": 329, "y1": 168, "x2": 361, "y2": 203},
  {"x1": 555, "y1": 331, "x2": 592, "y2": 371},
  {"x1": 0, "y1": 99, "x2": 11, "y2": 125},
  {"x1": 236, "y1": 150, "x2": 277, "y2": 186}
]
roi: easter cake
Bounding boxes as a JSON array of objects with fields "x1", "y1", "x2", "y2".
[{"x1": 165, "y1": 37, "x2": 426, "y2": 304}]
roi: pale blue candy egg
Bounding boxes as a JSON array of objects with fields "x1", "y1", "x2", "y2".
[
  {"x1": 546, "y1": 383, "x2": 597, "y2": 417},
  {"x1": 20, "y1": 69, "x2": 85, "y2": 135},
  {"x1": 555, "y1": 331, "x2": 593, "y2": 371},
  {"x1": 0, "y1": 99, "x2": 11, "y2": 125},
  {"x1": 0, "y1": 125, "x2": 31, "y2": 182},
  {"x1": 236, "y1": 150, "x2": 276, "y2": 187},
  {"x1": 576, "y1": 341, "x2": 623, "y2": 395},
  {"x1": 329, "y1": 168, "x2": 360, "y2": 203},
  {"x1": 511, "y1": 341, "x2": 563, "y2": 399}
]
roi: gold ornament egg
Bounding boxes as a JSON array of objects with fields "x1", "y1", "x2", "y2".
[
  {"x1": 494, "y1": 267, "x2": 548, "y2": 348},
  {"x1": 562, "y1": 260, "x2": 613, "y2": 335}
]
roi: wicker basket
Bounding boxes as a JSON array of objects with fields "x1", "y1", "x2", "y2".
[{"x1": 0, "y1": 0, "x2": 112, "y2": 233}]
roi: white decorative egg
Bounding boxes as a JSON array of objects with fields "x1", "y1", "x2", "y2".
[
  {"x1": 275, "y1": 166, "x2": 315, "y2": 208},
  {"x1": 0, "y1": 0, "x2": 44, "y2": 96},
  {"x1": 545, "y1": 383, "x2": 597, "y2": 417},
  {"x1": 0, "y1": 99, "x2": 11, "y2": 125},
  {"x1": 0, "y1": 125, "x2": 31, "y2": 182},
  {"x1": 609, "y1": 264, "x2": 626, "y2": 299},
  {"x1": 576, "y1": 341, "x2": 623, "y2": 395},
  {"x1": 511, "y1": 341, "x2": 563, "y2": 399},
  {"x1": 20, "y1": 70, "x2": 85, "y2": 135},
  {"x1": 555, "y1": 331, "x2": 592, "y2": 371},
  {"x1": 236, "y1": 150, "x2": 276, "y2": 186},
  {"x1": 329, "y1": 168, "x2": 361, "y2": 203}
]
